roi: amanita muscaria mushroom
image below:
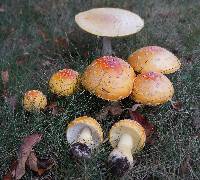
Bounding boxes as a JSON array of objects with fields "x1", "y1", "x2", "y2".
[
  {"x1": 108, "y1": 119, "x2": 146, "y2": 176},
  {"x1": 75, "y1": 8, "x2": 144, "y2": 55},
  {"x1": 81, "y1": 56, "x2": 135, "y2": 101},
  {"x1": 49, "y1": 68, "x2": 79, "y2": 96},
  {"x1": 66, "y1": 116, "x2": 103, "y2": 159},
  {"x1": 23, "y1": 90, "x2": 47, "y2": 111},
  {"x1": 131, "y1": 72, "x2": 174, "y2": 105},
  {"x1": 128, "y1": 46, "x2": 181, "y2": 74}
]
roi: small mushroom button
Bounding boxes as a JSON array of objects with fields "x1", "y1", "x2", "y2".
[
  {"x1": 49, "y1": 68, "x2": 79, "y2": 96},
  {"x1": 23, "y1": 90, "x2": 47, "y2": 111}
]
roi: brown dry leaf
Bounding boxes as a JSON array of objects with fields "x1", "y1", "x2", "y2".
[
  {"x1": 179, "y1": 155, "x2": 191, "y2": 176},
  {"x1": 54, "y1": 36, "x2": 68, "y2": 49},
  {"x1": 4, "y1": 95, "x2": 17, "y2": 111},
  {"x1": 108, "y1": 102, "x2": 123, "y2": 116},
  {"x1": 16, "y1": 53, "x2": 30, "y2": 65},
  {"x1": 15, "y1": 133, "x2": 43, "y2": 179},
  {"x1": 3, "y1": 160, "x2": 18, "y2": 180},
  {"x1": 26, "y1": 153, "x2": 55, "y2": 176},
  {"x1": 171, "y1": 101, "x2": 182, "y2": 111},
  {"x1": 37, "y1": 29, "x2": 48, "y2": 41},
  {"x1": 95, "y1": 102, "x2": 123, "y2": 121},
  {"x1": 1, "y1": 70, "x2": 9, "y2": 86},
  {"x1": 129, "y1": 110, "x2": 156, "y2": 140},
  {"x1": 26, "y1": 151, "x2": 38, "y2": 172},
  {"x1": 37, "y1": 157, "x2": 55, "y2": 176},
  {"x1": 131, "y1": 104, "x2": 143, "y2": 111},
  {"x1": 0, "y1": 5, "x2": 6, "y2": 12},
  {"x1": 45, "y1": 102, "x2": 64, "y2": 115}
]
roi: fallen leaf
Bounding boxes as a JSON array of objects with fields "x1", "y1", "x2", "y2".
[
  {"x1": 16, "y1": 53, "x2": 30, "y2": 65},
  {"x1": 95, "y1": 102, "x2": 123, "y2": 121},
  {"x1": 45, "y1": 102, "x2": 64, "y2": 115},
  {"x1": 26, "y1": 153, "x2": 55, "y2": 176},
  {"x1": 108, "y1": 102, "x2": 123, "y2": 116},
  {"x1": 131, "y1": 104, "x2": 143, "y2": 111},
  {"x1": 179, "y1": 155, "x2": 191, "y2": 176},
  {"x1": 3, "y1": 160, "x2": 18, "y2": 180},
  {"x1": 4, "y1": 95, "x2": 17, "y2": 111},
  {"x1": 26, "y1": 151, "x2": 38, "y2": 172},
  {"x1": 54, "y1": 36, "x2": 68, "y2": 49},
  {"x1": 171, "y1": 101, "x2": 182, "y2": 111},
  {"x1": 15, "y1": 133, "x2": 43, "y2": 179},
  {"x1": 0, "y1": 5, "x2": 5, "y2": 12},
  {"x1": 129, "y1": 110, "x2": 156, "y2": 140},
  {"x1": 37, "y1": 29, "x2": 48, "y2": 41},
  {"x1": 37, "y1": 157, "x2": 55, "y2": 176},
  {"x1": 1, "y1": 70, "x2": 9, "y2": 86}
]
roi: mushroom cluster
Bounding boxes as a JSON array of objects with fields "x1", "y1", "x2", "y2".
[{"x1": 20, "y1": 7, "x2": 181, "y2": 178}]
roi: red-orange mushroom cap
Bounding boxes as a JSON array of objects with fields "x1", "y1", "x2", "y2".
[
  {"x1": 131, "y1": 72, "x2": 174, "y2": 105},
  {"x1": 49, "y1": 68, "x2": 79, "y2": 96},
  {"x1": 128, "y1": 46, "x2": 181, "y2": 74},
  {"x1": 82, "y1": 56, "x2": 136, "y2": 101}
]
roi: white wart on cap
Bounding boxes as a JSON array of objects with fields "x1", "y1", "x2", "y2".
[{"x1": 66, "y1": 116, "x2": 103, "y2": 159}]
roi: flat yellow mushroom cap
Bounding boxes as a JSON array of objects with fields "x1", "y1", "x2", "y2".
[
  {"x1": 66, "y1": 116, "x2": 103, "y2": 148},
  {"x1": 23, "y1": 90, "x2": 47, "y2": 111},
  {"x1": 82, "y1": 56, "x2": 136, "y2": 101},
  {"x1": 75, "y1": 8, "x2": 144, "y2": 37},
  {"x1": 128, "y1": 46, "x2": 181, "y2": 74},
  {"x1": 109, "y1": 119, "x2": 146, "y2": 153},
  {"x1": 131, "y1": 72, "x2": 174, "y2": 105},
  {"x1": 49, "y1": 69, "x2": 79, "y2": 96}
]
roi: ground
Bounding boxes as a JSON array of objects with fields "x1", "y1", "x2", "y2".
[{"x1": 0, "y1": 0, "x2": 200, "y2": 179}]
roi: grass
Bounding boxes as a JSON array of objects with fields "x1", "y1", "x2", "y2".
[{"x1": 0, "y1": 0, "x2": 200, "y2": 179}]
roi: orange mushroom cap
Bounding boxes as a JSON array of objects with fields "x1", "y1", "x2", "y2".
[
  {"x1": 128, "y1": 46, "x2": 181, "y2": 74},
  {"x1": 82, "y1": 56, "x2": 135, "y2": 101}
]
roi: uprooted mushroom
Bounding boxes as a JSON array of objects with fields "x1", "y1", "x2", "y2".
[
  {"x1": 108, "y1": 119, "x2": 146, "y2": 176},
  {"x1": 66, "y1": 116, "x2": 103, "y2": 159}
]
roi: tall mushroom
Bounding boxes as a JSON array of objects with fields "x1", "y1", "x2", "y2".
[
  {"x1": 81, "y1": 56, "x2": 135, "y2": 101},
  {"x1": 131, "y1": 72, "x2": 174, "y2": 105},
  {"x1": 75, "y1": 8, "x2": 144, "y2": 55},
  {"x1": 128, "y1": 46, "x2": 181, "y2": 74},
  {"x1": 108, "y1": 119, "x2": 146, "y2": 176},
  {"x1": 66, "y1": 116, "x2": 103, "y2": 159}
]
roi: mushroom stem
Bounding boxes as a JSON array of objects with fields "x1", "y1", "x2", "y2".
[
  {"x1": 117, "y1": 133, "x2": 133, "y2": 155},
  {"x1": 77, "y1": 127, "x2": 93, "y2": 146},
  {"x1": 69, "y1": 127, "x2": 93, "y2": 159},
  {"x1": 108, "y1": 133, "x2": 134, "y2": 176},
  {"x1": 102, "y1": 37, "x2": 112, "y2": 55}
]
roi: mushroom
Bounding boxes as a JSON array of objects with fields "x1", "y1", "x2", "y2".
[
  {"x1": 128, "y1": 46, "x2": 181, "y2": 74},
  {"x1": 49, "y1": 68, "x2": 79, "y2": 96},
  {"x1": 75, "y1": 8, "x2": 144, "y2": 55},
  {"x1": 108, "y1": 119, "x2": 146, "y2": 176},
  {"x1": 81, "y1": 56, "x2": 135, "y2": 101},
  {"x1": 23, "y1": 90, "x2": 47, "y2": 111},
  {"x1": 131, "y1": 72, "x2": 174, "y2": 105},
  {"x1": 66, "y1": 116, "x2": 103, "y2": 159}
]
